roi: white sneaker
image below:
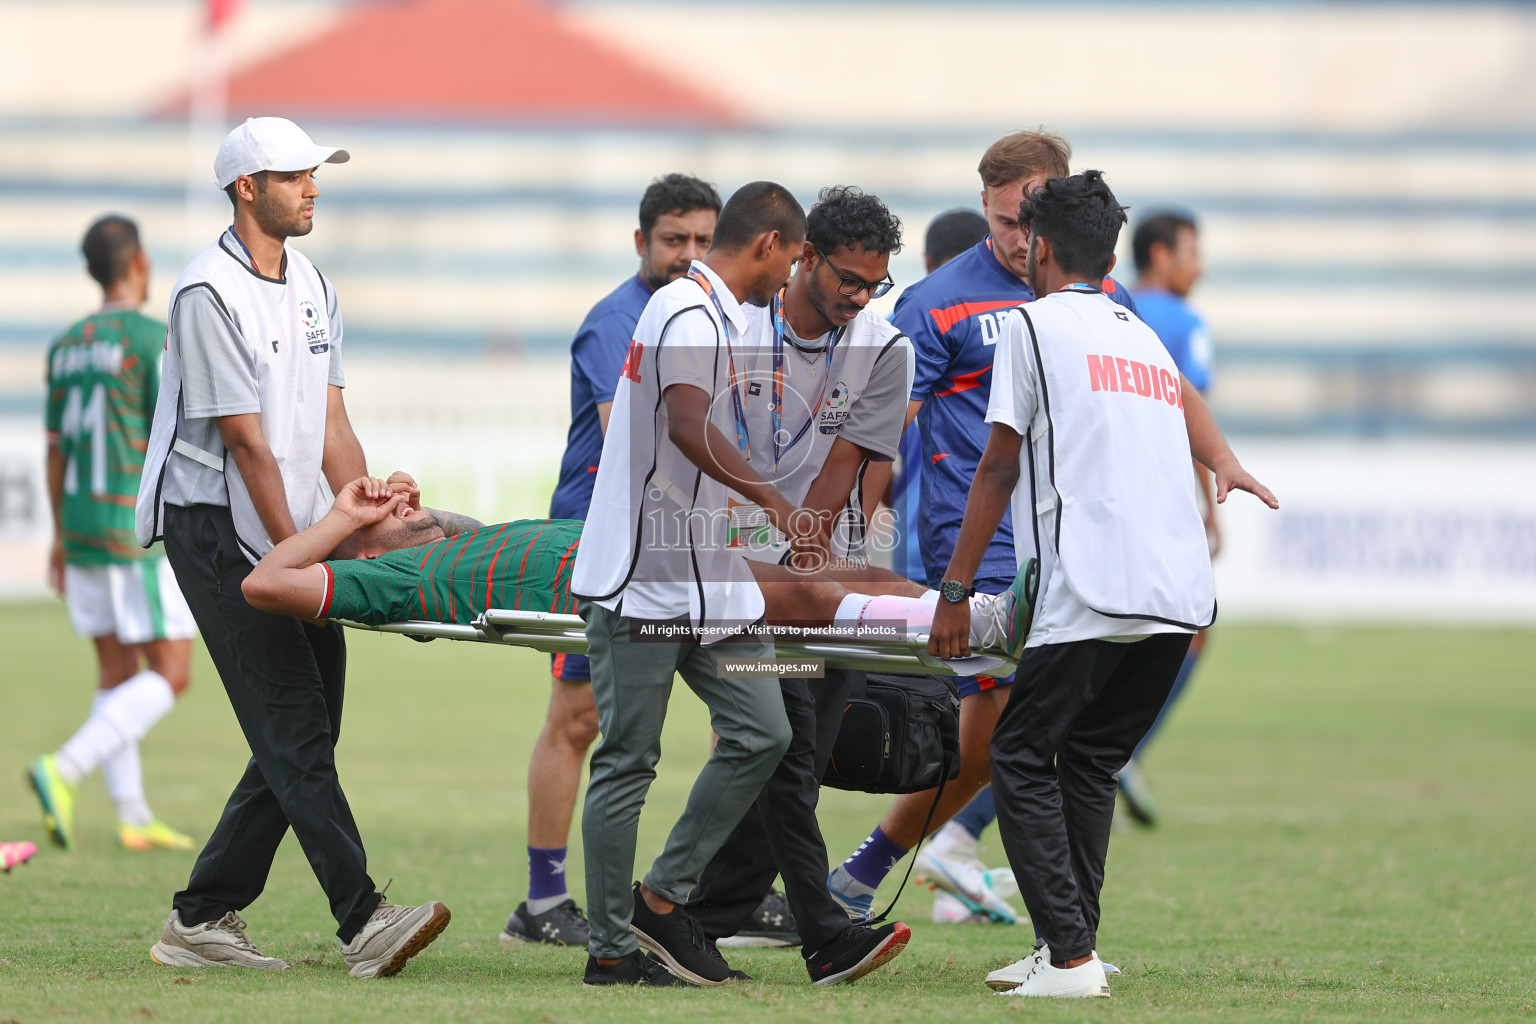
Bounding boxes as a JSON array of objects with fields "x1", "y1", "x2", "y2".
[
  {"x1": 149, "y1": 910, "x2": 289, "y2": 970},
  {"x1": 969, "y1": 592, "x2": 1009, "y2": 651},
  {"x1": 931, "y1": 890, "x2": 985, "y2": 923},
  {"x1": 914, "y1": 834, "x2": 1020, "y2": 924},
  {"x1": 340, "y1": 896, "x2": 451, "y2": 978},
  {"x1": 986, "y1": 945, "x2": 1047, "y2": 992},
  {"x1": 997, "y1": 950, "x2": 1110, "y2": 998}
]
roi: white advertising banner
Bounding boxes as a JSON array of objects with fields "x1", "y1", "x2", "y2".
[{"x1": 1212, "y1": 441, "x2": 1536, "y2": 623}]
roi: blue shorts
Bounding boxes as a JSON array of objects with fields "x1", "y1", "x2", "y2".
[
  {"x1": 551, "y1": 652, "x2": 591, "y2": 682},
  {"x1": 954, "y1": 575, "x2": 1017, "y2": 699}
]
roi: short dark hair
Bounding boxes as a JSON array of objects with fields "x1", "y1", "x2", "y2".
[
  {"x1": 1132, "y1": 211, "x2": 1199, "y2": 273},
  {"x1": 924, "y1": 208, "x2": 988, "y2": 267},
  {"x1": 978, "y1": 128, "x2": 1072, "y2": 189},
  {"x1": 806, "y1": 185, "x2": 902, "y2": 257},
  {"x1": 222, "y1": 169, "x2": 268, "y2": 211},
  {"x1": 81, "y1": 215, "x2": 141, "y2": 289},
  {"x1": 638, "y1": 173, "x2": 722, "y2": 239},
  {"x1": 710, "y1": 181, "x2": 807, "y2": 253},
  {"x1": 1022, "y1": 170, "x2": 1127, "y2": 280}
]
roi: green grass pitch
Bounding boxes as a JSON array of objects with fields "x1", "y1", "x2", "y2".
[{"x1": 2, "y1": 602, "x2": 1534, "y2": 1021}]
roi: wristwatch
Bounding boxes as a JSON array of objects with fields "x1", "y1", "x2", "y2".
[{"x1": 940, "y1": 579, "x2": 976, "y2": 604}]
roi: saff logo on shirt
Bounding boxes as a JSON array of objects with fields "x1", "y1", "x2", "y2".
[
  {"x1": 300, "y1": 299, "x2": 329, "y2": 354},
  {"x1": 819, "y1": 380, "x2": 852, "y2": 433}
]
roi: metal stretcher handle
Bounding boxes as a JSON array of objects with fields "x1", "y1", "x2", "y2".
[{"x1": 341, "y1": 609, "x2": 1016, "y2": 677}]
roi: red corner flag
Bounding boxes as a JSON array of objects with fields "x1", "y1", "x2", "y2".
[{"x1": 208, "y1": 0, "x2": 244, "y2": 30}]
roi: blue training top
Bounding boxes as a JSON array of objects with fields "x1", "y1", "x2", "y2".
[
  {"x1": 891, "y1": 238, "x2": 1139, "y2": 586},
  {"x1": 550, "y1": 274, "x2": 654, "y2": 520},
  {"x1": 1130, "y1": 287, "x2": 1213, "y2": 393}
]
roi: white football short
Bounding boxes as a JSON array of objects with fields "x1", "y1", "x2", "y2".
[{"x1": 63, "y1": 559, "x2": 196, "y2": 644}]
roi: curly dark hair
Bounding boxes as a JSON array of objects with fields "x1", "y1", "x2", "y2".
[
  {"x1": 1022, "y1": 170, "x2": 1127, "y2": 279},
  {"x1": 806, "y1": 185, "x2": 903, "y2": 256},
  {"x1": 638, "y1": 173, "x2": 722, "y2": 239}
]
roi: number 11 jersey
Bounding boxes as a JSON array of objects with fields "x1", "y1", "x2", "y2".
[{"x1": 45, "y1": 308, "x2": 165, "y2": 566}]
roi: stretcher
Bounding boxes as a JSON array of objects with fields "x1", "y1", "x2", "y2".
[{"x1": 342, "y1": 609, "x2": 1014, "y2": 677}]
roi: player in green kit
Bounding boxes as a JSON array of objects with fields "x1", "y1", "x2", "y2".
[
  {"x1": 241, "y1": 475, "x2": 1030, "y2": 671},
  {"x1": 28, "y1": 216, "x2": 197, "y2": 853}
]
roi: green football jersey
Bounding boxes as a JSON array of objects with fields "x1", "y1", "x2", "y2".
[
  {"x1": 322, "y1": 519, "x2": 583, "y2": 626},
  {"x1": 45, "y1": 309, "x2": 165, "y2": 566}
]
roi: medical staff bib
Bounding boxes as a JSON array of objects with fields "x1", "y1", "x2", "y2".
[
  {"x1": 1021, "y1": 291, "x2": 1215, "y2": 629},
  {"x1": 136, "y1": 234, "x2": 335, "y2": 563}
]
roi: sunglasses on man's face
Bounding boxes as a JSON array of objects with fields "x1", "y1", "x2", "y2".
[{"x1": 816, "y1": 247, "x2": 894, "y2": 299}]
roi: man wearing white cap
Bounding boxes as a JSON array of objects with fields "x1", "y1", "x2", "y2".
[{"x1": 134, "y1": 117, "x2": 450, "y2": 978}]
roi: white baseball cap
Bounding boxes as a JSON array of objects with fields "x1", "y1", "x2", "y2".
[{"x1": 214, "y1": 117, "x2": 350, "y2": 189}]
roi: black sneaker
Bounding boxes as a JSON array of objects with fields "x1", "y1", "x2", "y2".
[
  {"x1": 629, "y1": 882, "x2": 734, "y2": 986},
  {"x1": 583, "y1": 950, "x2": 690, "y2": 987},
  {"x1": 805, "y1": 922, "x2": 911, "y2": 986},
  {"x1": 705, "y1": 939, "x2": 752, "y2": 981},
  {"x1": 499, "y1": 899, "x2": 590, "y2": 947},
  {"x1": 716, "y1": 889, "x2": 801, "y2": 949}
]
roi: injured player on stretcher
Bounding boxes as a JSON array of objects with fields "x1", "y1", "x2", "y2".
[{"x1": 240, "y1": 473, "x2": 1030, "y2": 668}]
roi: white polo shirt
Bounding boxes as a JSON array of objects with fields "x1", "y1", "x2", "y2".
[
  {"x1": 569, "y1": 260, "x2": 764, "y2": 643},
  {"x1": 987, "y1": 288, "x2": 1215, "y2": 647}
]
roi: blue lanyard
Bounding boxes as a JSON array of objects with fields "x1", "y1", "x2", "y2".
[
  {"x1": 769, "y1": 288, "x2": 841, "y2": 468},
  {"x1": 687, "y1": 270, "x2": 752, "y2": 457},
  {"x1": 228, "y1": 226, "x2": 256, "y2": 265},
  {"x1": 1061, "y1": 282, "x2": 1102, "y2": 293}
]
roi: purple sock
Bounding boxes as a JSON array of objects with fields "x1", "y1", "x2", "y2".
[
  {"x1": 841, "y1": 827, "x2": 909, "y2": 889},
  {"x1": 527, "y1": 845, "x2": 568, "y2": 901}
]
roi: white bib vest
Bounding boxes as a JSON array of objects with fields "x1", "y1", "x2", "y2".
[
  {"x1": 136, "y1": 235, "x2": 335, "y2": 563},
  {"x1": 1018, "y1": 291, "x2": 1215, "y2": 630}
]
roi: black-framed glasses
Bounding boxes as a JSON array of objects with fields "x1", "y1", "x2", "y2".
[{"x1": 816, "y1": 247, "x2": 894, "y2": 299}]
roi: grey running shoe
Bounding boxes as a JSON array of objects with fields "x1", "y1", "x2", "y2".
[
  {"x1": 340, "y1": 896, "x2": 451, "y2": 979},
  {"x1": 149, "y1": 910, "x2": 290, "y2": 970},
  {"x1": 499, "y1": 899, "x2": 590, "y2": 947}
]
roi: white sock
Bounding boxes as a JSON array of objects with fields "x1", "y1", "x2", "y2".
[
  {"x1": 929, "y1": 820, "x2": 979, "y2": 859},
  {"x1": 95, "y1": 691, "x2": 154, "y2": 827},
  {"x1": 828, "y1": 863, "x2": 877, "y2": 899},
  {"x1": 833, "y1": 593, "x2": 934, "y2": 637},
  {"x1": 833, "y1": 591, "x2": 991, "y2": 645},
  {"x1": 57, "y1": 670, "x2": 176, "y2": 783},
  {"x1": 525, "y1": 893, "x2": 571, "y2": 916}
]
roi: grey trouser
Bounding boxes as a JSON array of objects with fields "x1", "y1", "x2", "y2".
[{"x1": 580, "y1": 601, "x2": 792, "y2": 958}]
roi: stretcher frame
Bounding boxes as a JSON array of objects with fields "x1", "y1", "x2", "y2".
[{"x1": 342, "y1": 609, "x2": 1014, "y2": 677}]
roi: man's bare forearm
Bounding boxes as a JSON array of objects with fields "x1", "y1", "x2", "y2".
[
  {"x1": 1180, "y1": 378, "x2": 1236, "y2": 474},
  {"x1": 263, "y1": 508, "x2": 358, "y2": 572},
  {"x1": 665, "y1": 385, "x2": 796, "y2": 525},
  {"x1": 322, "y1": 388, "x2": 367, "y2": 493},
  {"x1": 46, "y1": 445, "x2": 64, "y2": 536},
  {"x1": 227, "y1": 443, "x2": 297, "y2": 543},
  {"x1": 800, "y1": 437, "x2": 875, "y2": 551}
]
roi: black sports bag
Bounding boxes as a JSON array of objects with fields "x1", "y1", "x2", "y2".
[{"x1": 823, "y1": 673, "x2": 962, "y2": 794}]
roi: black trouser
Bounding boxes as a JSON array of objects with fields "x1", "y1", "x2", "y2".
[
  {"x1": 990, "y1": 633, "x2": 1192, "y2": 962},
  {"x1": 687, "y1": 670, "x2": 856, "y2": 958},
  {"x1": 163, "y1": 503, "x2": 380, "y2": 942}
]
